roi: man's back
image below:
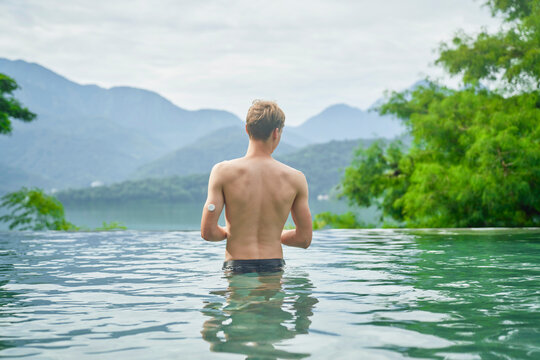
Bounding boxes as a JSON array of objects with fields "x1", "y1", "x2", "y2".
[
  {"x1": 200, "y1": 100, "x2": 312, "y2": 267},
  {"x1": 217, "y1": 156, "x2": 303, "y2": 260}
]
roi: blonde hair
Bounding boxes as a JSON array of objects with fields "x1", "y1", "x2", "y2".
[{"x1": 246, "y1": 100, "x2": 285, "y2": 140}]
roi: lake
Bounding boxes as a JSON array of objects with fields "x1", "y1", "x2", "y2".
[
  {"x1": 61, "y1": 200, "x2": 379, "y2": 230},
  {"x1": 1, "y1": 228, "x2": 539, "y2": 359}
]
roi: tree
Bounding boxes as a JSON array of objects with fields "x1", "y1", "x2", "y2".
[
  {"x1": 340, "y1": 0, "x2": 540, "y2": 227},
  {"x1": 0, "y1": 73, "x2": 36, "y2": 135},
  {"x1": 0, "y1": 188, "x2": 77, "y2": 231}
]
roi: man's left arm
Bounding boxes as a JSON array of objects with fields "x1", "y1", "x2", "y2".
[{"x1": 201, "y1": 163, "x2": 227, "y2": 241}]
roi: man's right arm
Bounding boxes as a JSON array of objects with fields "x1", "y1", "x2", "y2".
[
  {"x1": 281, "y1": 172, "x2": 312, "y2": 249},
  {"x1": 200, "y1": 163, "x2": 228, "y2": 242}
]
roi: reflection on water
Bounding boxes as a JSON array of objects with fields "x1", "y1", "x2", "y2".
[{"x1": 201, "y1": 271, "x2": 318, "y2": 359}]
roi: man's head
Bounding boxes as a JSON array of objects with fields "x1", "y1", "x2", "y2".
[{"x1": 246, "y1": 100, "x2": 285, "y2": 141}]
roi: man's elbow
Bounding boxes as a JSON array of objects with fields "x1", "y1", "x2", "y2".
[
  {"x1": 299, "y1": 230, "x2": 312, "y2": 249},
  {"x1": 201, "y1": 228, "x2": 213, "y2": 241},
  {"x1": 201, "y1": 225, "x2": 226, "y2": 242},
  {"x1": 201, "y1": 229, "x2": 209, "y2": 241}
]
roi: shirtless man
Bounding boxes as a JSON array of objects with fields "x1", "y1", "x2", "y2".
[{"x1": 200, "y1": 100, "x2": 312, "y2": 273}]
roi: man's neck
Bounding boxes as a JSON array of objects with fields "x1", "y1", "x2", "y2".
[{"x1": 245, "y1": 139, "x2": 274, "y2": 158}]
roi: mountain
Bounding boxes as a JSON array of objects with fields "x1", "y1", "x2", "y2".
[
  {"x1": 276, "y1": 138, "x2": 390, "y2": 197},
  {"x1": 280, "y1": 126, "x2": 314, "y2": 147},
  {"x1": 289, "y1": 103, "x2": 405, "y2": 143},
  {"x1": 58, "y1": 137, "x2": 389, "y2": 204},
  {"x1": 0, "y1": 162, "x2": 53, "y2": 193},
  {"x1": 0, "y1": 58, "x2": 242, "y2": 189},
  {"x1": 133, "y1": 125, "x2": 297, "y2": 179}
]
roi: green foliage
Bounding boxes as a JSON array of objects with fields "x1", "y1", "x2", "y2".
[
  {"x1": 340, "y1": 0, "x2": 540, "y2": 228},
  {"x1": 436, "y1": 0, "x2": 540, "y2": 92},
  {"x1": 0, "y1": 187, "x2": 77, "y2": 230},
  {"x1": 0, "y1": 187, "x2": 128, "y2": 231},
  {"x1": 0, "y1": 73, "x2": 36, "y2": 135},
  {"x1": 341, "y1": 140, "x2": 409, "y2": 222},
  {"x1": 94, "y1": 221, "x2": 127, "y2": 231},
  {"x1": 313, "y1": 211, "x2": 372, "y2": 230}
]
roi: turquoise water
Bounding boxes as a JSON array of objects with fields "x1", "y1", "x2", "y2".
[{"x1": 1, "y1": 229, "x2": 539, "y2": 359}]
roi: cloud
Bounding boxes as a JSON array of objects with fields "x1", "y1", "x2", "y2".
[{"x1": 0, "y1": 0, "x2": 500, "y2": 124}]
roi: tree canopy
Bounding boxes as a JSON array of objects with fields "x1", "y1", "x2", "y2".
[
  {"x1": 340, "y1": 0, "x2": 540, "y2": 227},
  {"x1": 0, "y1": 73, "x2": 36, "y2": 135}
]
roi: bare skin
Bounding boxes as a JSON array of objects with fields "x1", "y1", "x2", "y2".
[{"x1": 200, "y1": 126, "x2": 312, "y2": 260}]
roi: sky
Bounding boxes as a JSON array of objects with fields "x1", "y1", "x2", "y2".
[{"x1": 0, "y1": 0, "x2": 502, "y2": 125}]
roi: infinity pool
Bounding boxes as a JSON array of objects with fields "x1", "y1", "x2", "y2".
[{"x1": 1, "y1": 229, "x2": 539, "y2": 359}]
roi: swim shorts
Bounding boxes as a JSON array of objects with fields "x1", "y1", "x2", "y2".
[{"x1": 222, "y1": 258, "x2": 286, "y2": 274}]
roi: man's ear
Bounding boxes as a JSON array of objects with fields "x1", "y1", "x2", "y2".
[
  {"x1": 272, "y1": 128, "x2": 279, "y2": 139},
  {"x1": 245, "y1": 124, "x2": 249, "y2": 135}
]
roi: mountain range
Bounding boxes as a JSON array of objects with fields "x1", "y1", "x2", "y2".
[
  {"x1": 132, "y1": 125, "x2": 297, "y2": 179},
  {"x1": 57, "y1": 137, "x2": 386, "y2": 204},
  {"x1": 288, "y1": 103, "x2": 403, "y2": 144},
  {"x1": 0, "y1": 57, "x2": 406, "y2": 193}
]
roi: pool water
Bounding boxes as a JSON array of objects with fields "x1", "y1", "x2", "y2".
[{"x1": 1, "y1": 229, "x2": 539, "y2": 359}]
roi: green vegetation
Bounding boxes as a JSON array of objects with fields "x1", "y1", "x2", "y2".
[
  {"x1": 0, "y1": 187, "x2": 128, "y2": 231},
  {"x1": 94, "y1": 221, "x2": 127, "y2": 231},
  {"x1": 338, "y1": 0, "x2": 540, "y2": 228},
  {"x1": 313, "y1": 212, "x2": 372, "y2": 230},
  {"x1": 57, "y1": 174, "x2": 209, "y2": 204},
  {"x1": 0, "y1": 188, "x2": 77, "y2": 230},
  {"x1": 0, "y1": 73, "x2": 36, "y2": 135}
]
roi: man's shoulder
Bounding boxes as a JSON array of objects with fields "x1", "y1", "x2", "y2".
[
  {"x1": 212, "y1": 158, "x2": 240, "y2": 171},
  {"x1": 211, "y1": 159, "x2": 245, "y2": 179},
  {"x1": 272, "y1": 159, "x2": 306, "y2": 180}
]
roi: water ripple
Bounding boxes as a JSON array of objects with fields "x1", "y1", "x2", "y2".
[{"x1": 1, "y1": 229, "x2": 539, "y2": 359}]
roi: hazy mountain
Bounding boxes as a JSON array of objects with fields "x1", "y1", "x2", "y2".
[
  {"x1": 0, "y1": 57, "x2": 416, "y2": 194},
  {"x1": 289, "y1": 103, "x2": 405, "y2": 143},
  {"x1": 0, "y1": 162, "x2": 53, "y2": 194},
  {"x1": 276, "y1": 138, "x2": 390, "y2": 197},
  {"x1": 280, "y1": 126, "x2": 314, "y2": 147},
  {"x1": 59, "y1": 137, "x2": 388, "y2": 204},
  {"x1": 133, "y1": 125, "x2": 297, "y2": 179},
  {"x1": 0, "y1": 58, "x2": 243, "y2": 189}
]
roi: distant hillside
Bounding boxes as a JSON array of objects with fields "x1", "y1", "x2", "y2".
[
  {"x1": 0, "y1": 162, "x2": 53, "y2": 194},
  {"x1": 133, "y1": 125, "x2": 297, "y2": 179},
  {"x1": 277, "y1": 138, "x2": 390, "y2": 197},
  {"x1": 289, "y1": 103, "x2": 404, "y2": 143},
  {"x1": 57, "y1": 174, "x2": 209, "y2": 204},
  {"x1": 58, "y1": 137, "x2": 389, "y2": 204},
  {"x1": 280, "y1": 127, "x2": 314, "y2": 147},
  {"x1": 0, "y1": 58, "x2": 242, "y2": 189}
]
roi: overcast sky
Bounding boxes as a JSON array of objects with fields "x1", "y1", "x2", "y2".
[{"x1": 0, "y1": 0, "x2": 501, "y2": 125}]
